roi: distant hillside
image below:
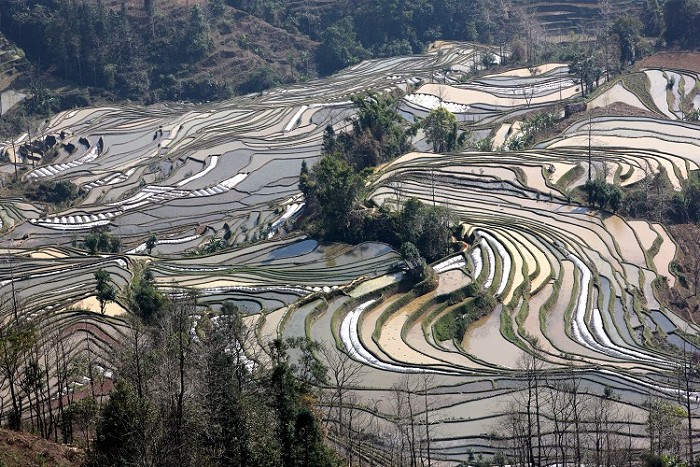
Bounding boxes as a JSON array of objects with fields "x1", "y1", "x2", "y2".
[
  {"x1": 0, "y1": 32, "x2": 29, "y2": 116},
  {"x1": 513, "y1": 0, "x2": 643, "y2": 35},
  {"x1": 0, "y1": 428, "x2": 83, "y2": 467},
  {"x1": 0, "y1": 0, "x2": 652, "y2": 110},
  {"x1": 0, "y1": 0, "x2": 317, "y2": 102}
]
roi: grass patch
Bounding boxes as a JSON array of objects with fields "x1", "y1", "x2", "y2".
[
  {"x1": 621, "y1": 72, "x2": 662, "y2": 115},
  {"x1": 433, "y1": 298, "x2": 475, "y2": 342},
  {"x1": 647, "y1": 234, "x2": 664, "y2": 259},
  {"x1": 500, "y1": 305, "x2": 518, "y2": 345},
  {"x1": 513, "y1": 167, "x2": 528, "y2": 187},
  {"x1": 563, "y1": 265, "x2": 580, "y2": 337},
  {"x1": 619, "y1": 163, "x2": 635, "y2": 181},
  {"x1": 432, "y1": 287, "x2": 497, "y2": 342},
  {"x1": 555, "y1": 164, "x2": 585, "y2": 190},
  {"x1": 539, "y1": 273, "x2": 562, "y2": 333}
]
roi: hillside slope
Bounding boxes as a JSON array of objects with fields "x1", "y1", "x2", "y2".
[
  {"x1": 0, "y1": 32, "x2": 29, "y2": 116},
  {"x1": 0, "y1": 428, "x2": 83, "y2": 467},
  {"x1": 0, "y1": 0, "x2": 317, "y2": 102}
]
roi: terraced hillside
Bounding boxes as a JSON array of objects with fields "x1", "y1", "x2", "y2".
[
  {"x1": 515, "y1": 0, "x2": 643, "y2": 34},
  {"x1": 0, "y1": 32, "x2": 28, "y2": 116},
  {"x1": 2, "y1": 41, "x2": 700, "y2": 463}
]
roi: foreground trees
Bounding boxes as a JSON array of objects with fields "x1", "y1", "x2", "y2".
[
  {"x1": 584, "y1": 178, "x2": 623, "y2": 212},
  {"x1": 504, "y1": 367, "x2": 640, "y2": 466},
  {"x1": 498, "y1": 345, "x2": 700, "y2": 466},
  {"x1": 86, "y1": 294, "x2": 337, "y2": 467}
]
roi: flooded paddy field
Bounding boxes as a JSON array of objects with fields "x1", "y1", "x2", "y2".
[{"x1": 3, "y1": 42, "x2": 700, "y2": 462}]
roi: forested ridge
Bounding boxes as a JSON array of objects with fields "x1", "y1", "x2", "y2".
[{"x1": 2, "y1": 0, "x2": 700, "y2": 109}]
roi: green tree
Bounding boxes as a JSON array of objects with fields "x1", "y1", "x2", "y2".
[
  {"x1": 299, "y1": 160, "x2": 314, "y2": 201},
  {"x1": 27, "y1": 181, "x2": 82, "y2": 204},
  {"x1": 95, "y1": 268, "x2": 117, "y2": 315},
  {"x1": 399, "y1": 197, "x2": 426, "y2": 245},
  {"x1": 481, "y1": 51, "x2": 497, "y2": 68},
  {"x1": 423, "y1": 106, "x2": 460, "y2": 153},
  {"x1": 129, "y1": 266, "x2": 165, "y2": 324},
  {"x1": 400, "y1": 241, "x2": 425, "y2": 281},
  {"x1": 350, "y1": 94, "x2": 412, "y2": 164},
  {"x1": 568, "y1": 53, "x2": 602, "y2": 97},
  {"x1": 671, "y1": 172, "x2": 700, "y2": 224},
  {"x1": 91, "y1": 381, "x2": 153, "y2": 466},
  {"x1": 645, "y1": 398, "x2": 685, "y2": 456},
  {"x1": 308, "y1": 154, "x2": 364, "y2": 239},
  {"x1": 608, "y1": 184, "x2": 623, "y2": 213},
  {"x1": 664, "y1": 0, "x2": 700, "y2": 48},
  {"x1": 84, "y1": 233, "x2": 99, "y2": 255},
  {"x1": 641, "y1": 0, "x2": 665, "y2": 37},
  {"x1": 185, "y1": 5, "x2": 213, "y2": 62},
  {"x1": 145, "y1": 233, "x2": 157, "y2": 255},
  {"x1": 316, "y1": 17, "x2": 366, "y2": 75},
  {"x1": 108, "y1": 235, "x2": 121, "y2": 253},
  {"x1": 0, "y1": 315, "x2": 37, "y2": 429},
  {"x1": 268, "y1": 338, "x2": 337, "y2": 467},
  {"x1": 200, "y1": 323, "x2": 279, "y2": 466},
  {"x1": 83, "y1": 230, "x2": 121, "y2": 254},
  {"x1": 325, "y1": 94, "x2": 413, "y2": 171},
  {"x1": 399, "y1": 241, "x2": 421, "y2": 263},
  {"x1": 239, "y1": 65, "x2": 280, "y2": 94},
  {"x1": 418, "y1": 206, "x2": 454, "y2": 262},
  {"x1": 611, "y1": 15, "x2": 643, "y2": 67}
]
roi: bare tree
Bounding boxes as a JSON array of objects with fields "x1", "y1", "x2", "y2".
[
  {"x1": 322, "y1": 344, "x2": 366, "y2": 461},
  {"x1": 502, "y1": 399, "x2": 530, "y2": 465},
  {"x1": 547, "y1": 380, "x2": 577, "y2": 466},
  {"x1": 391, "y1": 375, "x2": 421, "y2": 467},
  {"x1": 587, "y1": 389, "x2": 623, "y2": 467},
  {"x1": 419, "y1": 373, "x2": 436, "y2": 467},
  {"x1": 646, "y1": 397, "x2": 684, "y2": 457},
  {"x1": 0, "y1": 295, "x2": 37, "y2": 429},
  {"x1": 677, "y1": 344, "x2": 699, "y2": 463},
  {"x1": 516, "y1": 347, "x2": 546, "y2": 466}
]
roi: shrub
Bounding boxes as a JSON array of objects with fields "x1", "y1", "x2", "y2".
[{"x1": 26, "y1": 180, "x2": 83, "y2": 204}]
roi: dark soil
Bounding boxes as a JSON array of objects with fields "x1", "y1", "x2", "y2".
[
  {"x1": 658, "y1": 224, "x2": 700, "y2": 323},
  {"x1": 637, "y1": 51, "x2": 700, "y2": 74},
  {"x1": 0, "y1": 428, "x2": 84, "y2": 467}
]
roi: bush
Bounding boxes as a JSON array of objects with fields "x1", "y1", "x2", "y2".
[
  {"x1": 26, "y1": 180, "x2": 83, "y2": 204},
  {"x1": 84, "y1": 230, "x2": 121, "y2": 254},
  {"x1": 238, "y1": 66, "x2": 280, "y2": 94},
  {"x1": 433, "y1": 288, "x2": 497, "y2": 341}
]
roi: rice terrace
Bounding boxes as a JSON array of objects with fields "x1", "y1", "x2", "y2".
[{"x1": 2, "y1": 0, "x2": 700, "y2": 465}]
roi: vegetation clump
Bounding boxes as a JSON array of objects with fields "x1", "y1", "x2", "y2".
[
  {"x1": 83, "y1": 229, "x2": 122, "y2": 254},
  {"x1": 300, "y1": 94, "x2": 457, "y2": 262},
  {"x1": 25, "y1": 180, "x2": 83, "y2": 205},
  {"x1": 433, "y1": 283, "x2": 497, "y2": 341},
  {"x1": 619, "y1": 170, "x2": 700, "y2": 224},
  {"x1": 584, "y1": 178, "x2": 623, "y2": 212}
]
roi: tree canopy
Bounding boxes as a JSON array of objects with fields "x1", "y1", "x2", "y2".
[
  {"x1": 422, "y1": 106, "x2": 462, "y2": 153},
  {"x1": 94, "y1": 269, "x2": 117, "y2": 315}
]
